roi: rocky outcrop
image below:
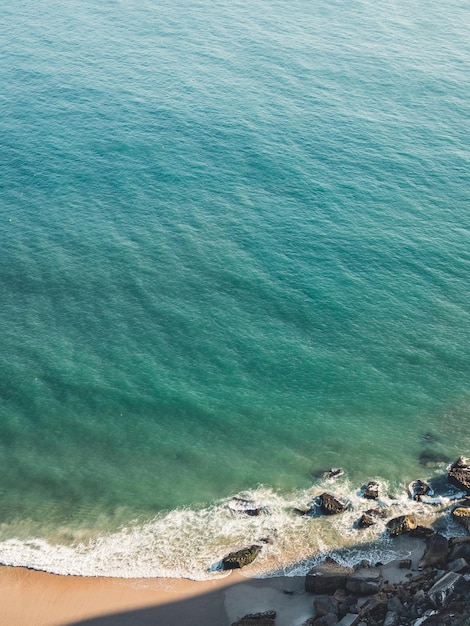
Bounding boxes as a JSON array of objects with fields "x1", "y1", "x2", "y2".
[
  {"x1": 305, "y1": 557, "x2": 354, "y2": 593},
  {"x1": 363, "y1": 481, "x2": 380, "y2": 500},
  {"x1": 319, "y1": 492, "x2": 347, "y2": 515},
  {"x1": 346, "y1": 568, "x2": 381, "y2": 595},
  {"x1": 358, "y1": 508, "x2": 386, "y2": 528},
  {"x1": 407, "y1": 479, "x2": 431, "y2": 501},
  {"x1": 452, "y1": 506, "x2": 470, "y2": 532},
  {"x1": 448, "y1": 456, "x2": 470, "y2": 493},
  {"x1": 222, "y1": 545, "x2": 262, "y2": 569},
  {"x1": 228, "y1": 498, "x2": 263, "y2": 516},
  {"x1": 387, "y1": 514, "x2": 417, "y2": 536},
  {"x1": 419, "y1": 533, "x2": 449, "y2": 569}
]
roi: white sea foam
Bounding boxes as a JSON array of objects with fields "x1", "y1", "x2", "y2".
[{"x1": 0, "y1": 478, "x2": 463, "y2": 580}]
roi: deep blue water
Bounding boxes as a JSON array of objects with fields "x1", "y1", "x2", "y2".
[{"x1": 0, "y1": 0, "x2": 469, "y2": 577}]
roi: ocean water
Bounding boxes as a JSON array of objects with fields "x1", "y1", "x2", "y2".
[{"x1": 0, "y1": 0, "x2": 469, "y2": 578}]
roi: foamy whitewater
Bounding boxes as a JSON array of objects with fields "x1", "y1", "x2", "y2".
[{"x1": 0, "y1": 0, "x2": 469, "y2": 578}]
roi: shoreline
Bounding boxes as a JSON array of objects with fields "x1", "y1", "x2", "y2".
[
  {"x1": 3, "y1": 457, "x2": 470, "y2": 625},
  {"x1": 0, "y1": 534, "x2": 433, "y2": 626}
]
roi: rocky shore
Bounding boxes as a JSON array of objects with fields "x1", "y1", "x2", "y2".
[{"x1": 230, "y1": 456, "x2": 470, "y2": 626}]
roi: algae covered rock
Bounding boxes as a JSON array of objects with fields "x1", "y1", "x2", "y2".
[
  {"x1": 452, "y1": 507, "x2": 470, "y2": 532},
  {"x1": 222, "y1": 544, "x2": 262, "y2": 570}
]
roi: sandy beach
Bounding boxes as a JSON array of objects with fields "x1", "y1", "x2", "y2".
[
  {"x1": 0, "y1": 566, "x2": 315, "y2": 626},
  {"x1": 0, "y1": 535, "x2": 428, "y2": 626}
]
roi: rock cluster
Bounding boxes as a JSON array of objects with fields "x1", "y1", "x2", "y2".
[
  {"x1": 229, "y1": 456, "x2": 470, "y2": 625},
  {"x1": 302, "y1": 536, "x2": 470, "y2": 626}
]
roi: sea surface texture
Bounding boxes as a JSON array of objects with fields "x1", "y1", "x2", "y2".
[{"x1": 0, "y1": 0, "x2": 469, "y2": 578}]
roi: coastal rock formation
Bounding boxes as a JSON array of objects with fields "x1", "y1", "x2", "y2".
[
  {"x1": 305, "y1": 557, "x2": 354, "y2": 593},
  {"x1": 222, "y1": 545, "x2": 262, "y2": 570},
  {"x1": 448, "y1": 456, "x2": 470, "y2": 493},
  {"x1": 418, "y1": 533, "x2": 449, "y2": 569},
  {"x1": 319, "y1": 492, "x2": 347, "y2": 515},
  {"x1": 358, "y1": 508, "x2": 387, "y2": 528},
  {"x1": 363, "y1": 481, "x2": 380, "y2": 500},
  {"x1": 310, "y1": 468, "x2": 344, "y2": 480},
  {"x1": 346, "y1": 568, "x2": 381, "y2": 595},
  {"x1": 452, "y1": 506, "x2": 470, "y2": 532},
  {"x1": 387, "y1": 514, "x2": 417, "y2": 537},
  {"x1": 407, "y1": 479, "x2": 431, "y2": 501}
]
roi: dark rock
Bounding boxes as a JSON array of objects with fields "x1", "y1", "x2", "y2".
[
  {"x1": 358, "y1": 513, "x2": 375, "y2": 528},
  {"x1": 363, "y1": 481, "x2": 380, "y2": 500},
  {"x1": 427, "y1": 571, "x2": 464, "y2": 608},
  {"x1": 387, "y1": 514, "x2": 417, "y2": 536},
  {"x1": 447, "y1": 557, "x2": 469, "y2": 573},
  {"x1": 311, "y1": 468, "x2": 344, "y2": 480},
  {"x1": 450, "y1": 540, "x2": 470, "y2": 563},
  {"x1": 314, "y1": 614, "x2": 338, "y2": 626},
  {"x1": 448, "y1": 456, "x2": 470, "y2": 494},
  {"x1": 410, "y1": 525, "x2": 435, "y2": 539},
  {"x1": 222, "y1": 545, "x2": 262, "y2": 569},
  {"x1": 319, "y1": 493, "x2": 347, "y2": 515},
  {"x1": 357, "y1": 592, "x2": 388, "y2": 622},
  {"x1": 419, "y1": 533, "x2": 449, "y2": 569},
  {"x1": 336, "y1": 615, "x2": 360, "y2": 626},
  {"x1": 387, "y1": 596, "x2": 406, "y2": 616},
  {"x1": 346, "y1": 568, "x2": 381, "y2": 595},
  {"x1": 452, "y1": 506, "x2": 470, "y2": 532},
  {"x1": 231, "y1": 610, "x2": 276, "y2": 625},
  {"x1": 314, "y1": 595, "x2": 339, "y2": 617},
  {"x1": 408, "y1": 479, "x2": 431, "y2": 501},
  {"x1": 338, "y1": 596, "x2": 356, "y2": 619},
  {"x1": 383, "y1": 611, "x2": 399, "y2": 626},
  {"x1": 419, "y1": 449, "x2": 451, "y2": 468},
  {"x1": 228, "y1": 498, "x2": 263, "y2": 516},
  {"x1": 399, "y1": 559, "x2": 412, "y2": 569},
  {"x1": 305, "y1": 558, "x2": 354, "y2": 594}
]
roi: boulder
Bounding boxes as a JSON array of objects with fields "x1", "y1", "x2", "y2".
[
  {"x1": 363, "y1": 481, "x2": 380, "y2": 500},
  {"x1": 447, "y1": 557, "x2": 469, "y2": 573},
  {"x1": 409, "y1": 525, "x2": 435, "y2": 539},
  {"x1": 311, "y1": 468, "x2": 344, "y2": 480},
  {"x1": 452, "y1": 506, "x2": 470, "y2": 532},
  {"x1": 314, "y1": 595, "x2": 339, "y2": 616},
  {"x1": 346, "y1": 568, "x2": 381, "y2": 595},
  {"x1": 305, "y1": 558, "x2": 354, "y2": 594},
  {"x1": 319, "y1": 493, "x2": 347, "y2": 515},
  {"x1": 222, "y1": 545, "x2": 262, "y2": 570},
  {"x1": 408, "y1": 479, "x2": 431, "y2": 501},
  {"x1": 387, "y1": 514, "x2": 417, "y2": 537},
  {"x1": 448, "y1": 456, "x2": 470, "y2": 493},
  {"x1": 358, "y1": 508, "x2": 386, "y2": 528},
  {"x1": 231, "y1": 611, "x2": 276, "y2": 625},
  {"x1": 427, "y1": 571, "x2": 464, "y2": 608},
  {"x1": 419, "y1": 533, "x2": 449, "y2": 569}
]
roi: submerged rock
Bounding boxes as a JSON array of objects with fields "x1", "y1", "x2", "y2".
[
  {"x1": 387, "y1": 514, "x2": 417, "y2": 537},
  {"x1": 419, "y1": 449, "x2": 451, "y2": 468},
  {"x1": 319, "y1": 492, "x2": 347, "y2": 515},
  {"x1": 311, "y1": 468, "x2": 344, "y2": 480},
  {"x1": 448, "y1": 456, "x2": 470, "y2": 493},
  {"x1": 222, "y1": 545, "x2": 262, "y2": 570},
  {"x1": 228, "y1": 497, "x2": 263, "y2": 516}
]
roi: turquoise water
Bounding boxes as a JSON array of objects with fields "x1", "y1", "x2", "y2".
[{"x1": 0, "y1": 0, "x2": 469, "y2": 577}]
